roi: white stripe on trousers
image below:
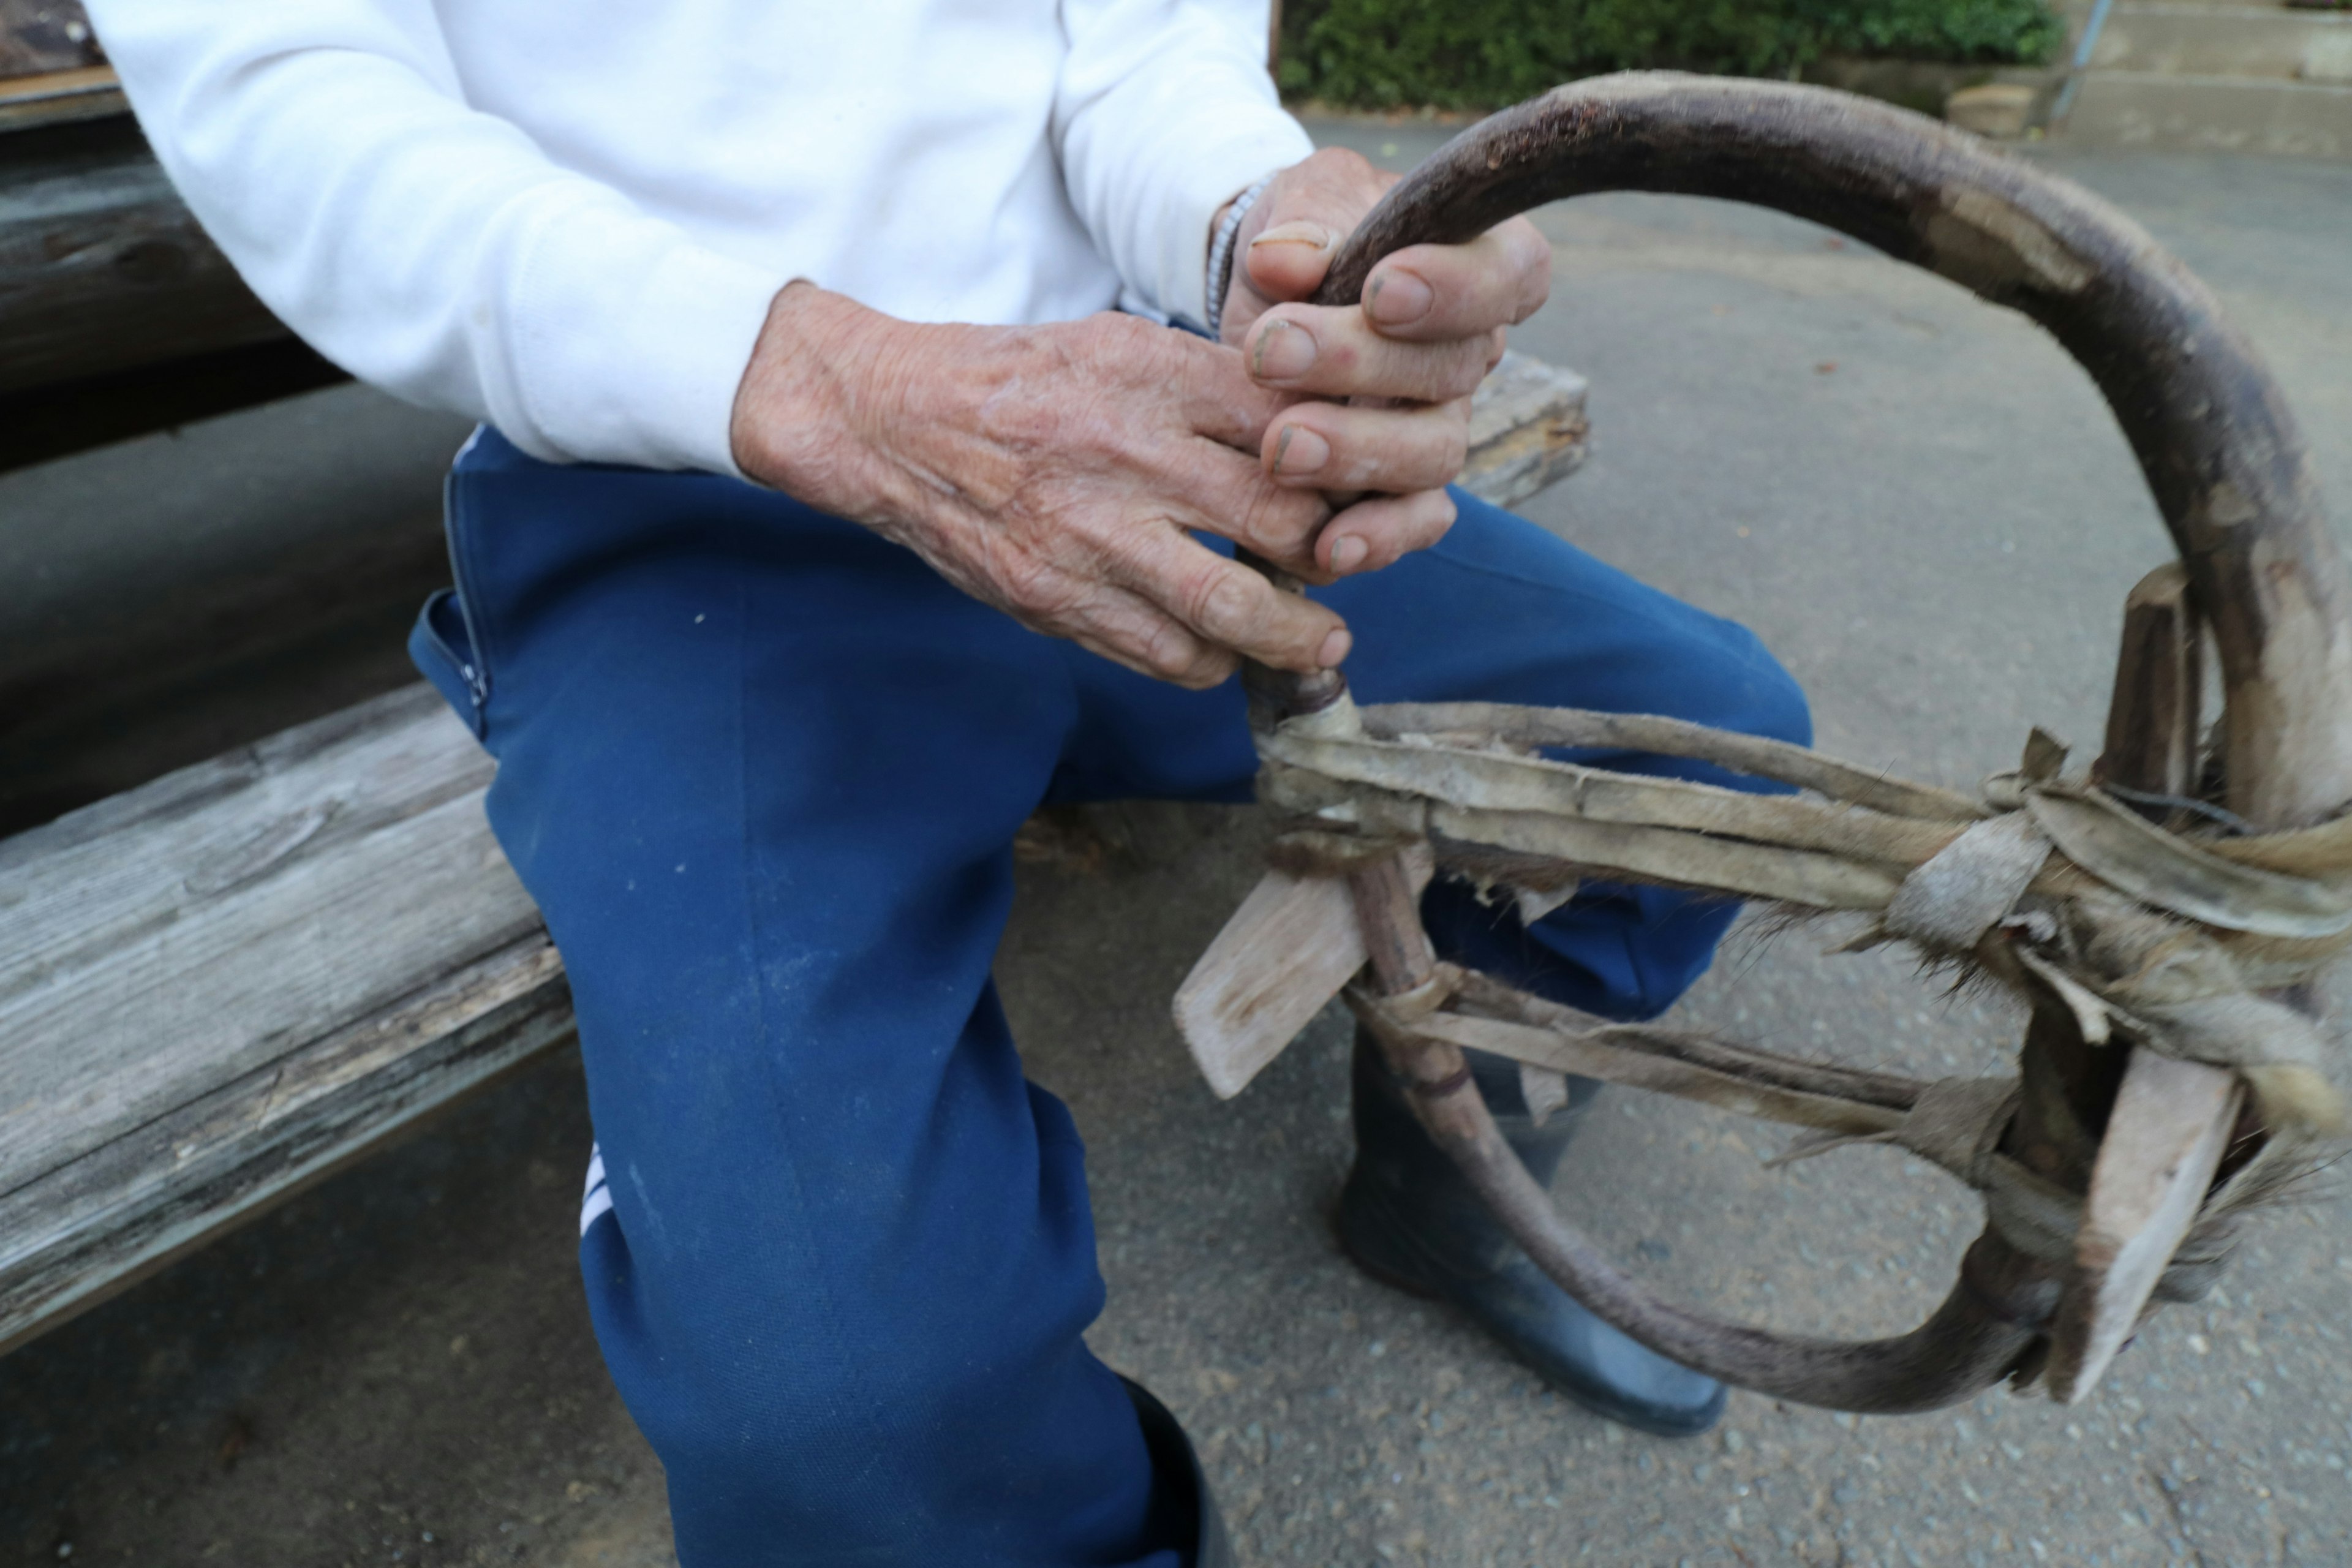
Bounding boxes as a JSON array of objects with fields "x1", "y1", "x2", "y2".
[{"x1": 581, "y1": 1144, "x2": 614, "y2": 1236}]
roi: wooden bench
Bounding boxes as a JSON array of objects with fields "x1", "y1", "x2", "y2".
[{"x1": 0, "y1": 350, "x2": 1588, "y2": 1358}]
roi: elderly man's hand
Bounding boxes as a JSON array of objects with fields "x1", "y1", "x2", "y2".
[
  {"x1": 733, "y1": 285, "x2": 1355, "y2": 689},
  {"x1": 1219, "y1": 146, "x2": 1553, "y2": 577},
  {"x1": 728, "y1": 154, "x2": 1548, "y2": 690}
]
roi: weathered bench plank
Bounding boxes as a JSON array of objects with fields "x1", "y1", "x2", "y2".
[
  {"x1": 1464, "y1": 350, "x2": 1589, "y2": 508},
  {"x1": 0, "y1": 118, "x2": 285, "y2": 396},
  {"x1": 0, "y1": 685, "x2": 539, "y2": 1177},
  {"x1": 0, "y1": 686, "x2": 561, "y2": 1352}
]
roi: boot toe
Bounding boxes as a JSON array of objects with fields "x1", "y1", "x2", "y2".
[
  {"x1": 1336, "y1": 1171, "x2": 1725, "y2": 1439},
  {"x1": 1468, "y1": 1256, "x2": 1727, "y2": 1437}
]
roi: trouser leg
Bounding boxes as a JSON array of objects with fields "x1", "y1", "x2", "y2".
[
  {"x1": 411, "y1": 426, "x2": 1810, "y2": 1561},
  {"x1": 412, "y1": 430, "x2": 1204, "y2": 1566}
]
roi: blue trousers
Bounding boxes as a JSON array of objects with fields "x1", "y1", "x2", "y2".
[{"x1": 410, "y1": 426, "x2": 1807, "y2": 1567}]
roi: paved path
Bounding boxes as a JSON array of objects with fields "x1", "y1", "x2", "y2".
[{"x1": 3, "y1": 126, "x2": 2348, "y2": 1568}]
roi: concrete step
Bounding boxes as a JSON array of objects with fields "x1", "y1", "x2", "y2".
[
  {"x1": 2060, "y1": 69, "x2": 2352, "y2": 154},
  {"x1": 2065, "y1": 2, "x2": 2352, "y2": 81}
]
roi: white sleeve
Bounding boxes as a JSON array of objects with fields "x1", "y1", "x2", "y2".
[
  {"x1": 1053, "y1": 0, "x2": 1315, "y2": 329},
  {"x1": 83, "y1": 0, "x2": 786, "y2": 475}
]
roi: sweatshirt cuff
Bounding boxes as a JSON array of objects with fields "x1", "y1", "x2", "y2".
[
  {"x1": 505, "y1": 208, "x2": 787, "y2": 478},
  {"x1": 1155, "y1": 110, "x2": 1314, "y2": 329}
]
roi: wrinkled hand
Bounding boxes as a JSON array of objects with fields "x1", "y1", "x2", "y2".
[
  {"x1": 727, "y1": 153, "x2": 1550, "y2": 692},
  {"x1": 731, "y1": 284, "x2": 1351, "y2": 688},
  {"x1": 1219, "y1": 147, "x2": 1553, "y2": 575}
]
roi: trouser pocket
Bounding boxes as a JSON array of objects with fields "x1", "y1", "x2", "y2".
[{"x1": 409, "y1": 587, "x2": 489, "y2": 739}]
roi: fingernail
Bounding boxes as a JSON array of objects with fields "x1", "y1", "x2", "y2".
[
  {"x1": 1317, "y1": 627, "x2": 1353, "y2": 669},
  {"x1": 1248, "y1": 220, "x2": 1334, "y2": 252},
  {"x1": 1271, "y1": 425, "x2": 1330, "y2": 478},
  {"x1": 1367, "y1": 270, "x2": 1433, "y2": 326},
  {"x1": 1329, "y1": 533, "x2": 1367, "y2": 574},
  {"x1": 1251, "y1": 319, "x2": 1317, "y2": 381}
]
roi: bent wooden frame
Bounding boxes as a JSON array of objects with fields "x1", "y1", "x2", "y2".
[{"x1": 1182, "y1": 77, "x2": 2351, "y2": 1413}]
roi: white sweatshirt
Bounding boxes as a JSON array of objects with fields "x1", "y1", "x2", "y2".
[{"x1": 84, "y1": 0, "x2": 1313, "y2": 477}]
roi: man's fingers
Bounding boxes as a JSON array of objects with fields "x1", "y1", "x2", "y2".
[
  {"x1": 1117, "y1": 529, "x2": 1351, "y2": 674},
  {"x1": 1058, "y1": 579, "x2": 1241, "y2": 689},
  {"x1": 1242, "y1": 304, "x2": 1496, "y2": 402},
  {"x1": 1175, "y1": 334, "x2": 1297, "y2": 453},
  {"x1": 1242, "y1": 219, "x2": 1340, "y2": 306},
  {"x1": 1362, "y1": 219, "x2": 1553, "y2": 341},
  {"x1": 1262, "y1": 398, "x2": 1470, "y2": 496},
  {"x1": 1238, "y1": 148, "x2": 1396, "y2": 306},
  {"x1": 1313, "y1": 488, "x2": 1458, "y2": 578},
  {"x1": 1149, "y1": 437, "x2": 1332, "y2": 565}
]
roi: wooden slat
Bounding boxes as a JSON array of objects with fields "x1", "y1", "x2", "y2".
[
  {"x1": 1460, "y1": 350, "x2": 1589, "y2": 508},
  {"x1": 2043, "y1": 567, "x2": 2239, "y2": 1401},
  {"x1": 0, "y1": 937, "x2": 570, "y2": 1355},
  {"x1": 0, "y1": 64, "x2": 120, "y2": 130},
  {"x1": 2046, "y1": 1052, "x2": 2242, "y2": 1403},
  {"x1": 0, "y1": 685, "x2": 545, "y2": 1188},
  {"x1": 1, "y1": 1, "x2": 101, "y2": 85},
  {"x1": 0, "y1": 684, "x2": 576, "y2": 1349},
  {"x1": 0, "y1": 122, "x2": 285, "y2": 395}
]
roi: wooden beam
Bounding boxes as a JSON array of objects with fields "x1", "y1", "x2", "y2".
[
  {"x1": 0, "y1": 685, "x2": 571, "y2": 1354},
  {"x1": 0, "y1": 64, "x2": 121, "y2": 131},
  {"x1": 0, "y1": 117, "x2": 287, "y2": 396}
]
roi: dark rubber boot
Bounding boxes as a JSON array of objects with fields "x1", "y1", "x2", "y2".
[
  {"x1": 1123, "y1": 1375, "x2": 1237, "y2": 1568},
  {"x1": 1336, "y1": 1031, "x2": 1727, "y2": 1438}
]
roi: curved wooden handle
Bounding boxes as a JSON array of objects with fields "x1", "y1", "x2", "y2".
[
  {"x1": 1288, "y1": 74, "x2": 2352, "y2": 1412},
  {"x1": 1312, "y1": 72, "x2": 2351, "y2": 827}
]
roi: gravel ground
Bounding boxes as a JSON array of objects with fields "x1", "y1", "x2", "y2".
[{"x1": 3, "y1": 123, "x2": 2348, "y2": 1568}]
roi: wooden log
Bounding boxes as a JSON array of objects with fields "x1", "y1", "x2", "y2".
[
  {"x1": 0, "y1": 684, "x2": 569, "y2": 1353},
  {"x1": 0, "y1": 117, "x2": 287, "y2": 396}
]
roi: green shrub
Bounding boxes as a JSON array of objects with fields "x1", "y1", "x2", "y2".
[{"x1": 1277, "y1": 0, "x2": 2065, "y2": 108}]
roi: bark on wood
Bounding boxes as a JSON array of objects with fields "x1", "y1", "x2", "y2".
[{"x1": 1347, "y1": 852, "x2": 1439, "y2": 996}]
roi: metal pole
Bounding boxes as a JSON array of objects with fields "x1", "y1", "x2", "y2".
[{"x1": 2051, "y1": 0, "x2": 2117, "y2": 129}]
